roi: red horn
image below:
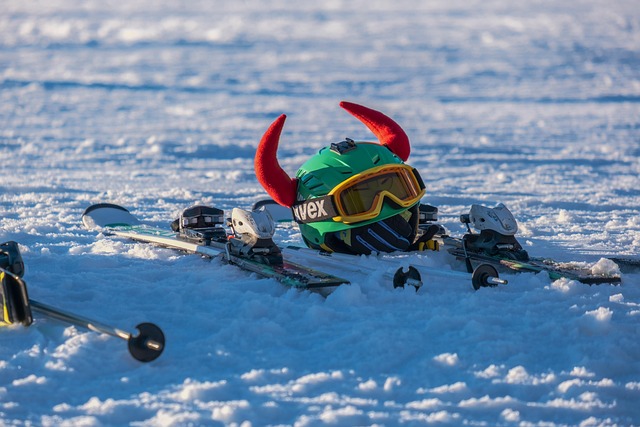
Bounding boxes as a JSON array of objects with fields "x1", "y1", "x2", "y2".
[
  {"x1": 254, "y1": 114, "x2": 297, "y2": 208},
  {"x1": 340, "y1": 101, "x2": 410, "y2": 161}
]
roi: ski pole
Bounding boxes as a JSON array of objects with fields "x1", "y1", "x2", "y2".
[
  {"x1": 29, "y1": 300, "x2": 165, "y2": 362},
  {"x1": 282, "y1": 246, "x2": 507, "y2": 290},
  {"x1": 419, "y1": 263, "x2": 507, "y2": 290},
  {"x1": 2, "y1": 241, "x2": 164, "y2": 362},
  {"x1": 393, "y1": 263, "x2": 506, "y2": 290}
]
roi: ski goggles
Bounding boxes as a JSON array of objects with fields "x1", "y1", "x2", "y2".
[{"x1": 292, "y1": 164, "x2": 425, "y2": 224}]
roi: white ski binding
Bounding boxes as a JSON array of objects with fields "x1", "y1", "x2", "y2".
[
  {"x1": 227, "y1": 208, "x2": 282, "y2": 265},
  {"x1": 462, "y1": 203, "x2": 518, "y2": 236},
  {"x1": 460, "y1": 203, "x2": 528, "y2": 260}
]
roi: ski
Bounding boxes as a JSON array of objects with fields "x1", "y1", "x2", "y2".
[
  {"x1": 252, "y1": 200, "x2": 507, "y2": 290},
  {"x1": 256, "y1": 198, "x2": 623, "y2": 285},
  {"x1": 443, "y1": 237, "x2": 621, "y2": 284},
  {"x1": 82, "y1": 203, "x2": 349, "y2": 291},
  {"x1": 437, "y1": 204, "x2": 622, "y2": 285}
]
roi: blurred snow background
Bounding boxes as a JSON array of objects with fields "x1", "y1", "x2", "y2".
[{"x1": 1, "y1": 0, "x2": 639, "y2": 425}]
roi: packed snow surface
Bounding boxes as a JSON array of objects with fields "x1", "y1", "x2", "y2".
[{"x1": 1, "y1": 0, "x2": 639, "y2": 425}]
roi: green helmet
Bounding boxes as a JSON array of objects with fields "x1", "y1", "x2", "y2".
[
  {"x1": 255, "y1": 102, "x2": 425, "y2": 254},
  {"x1": 295, "y1": 141, "x2": 421, "y2": 249}
]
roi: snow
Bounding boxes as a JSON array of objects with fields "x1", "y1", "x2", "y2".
[{"x1": 1, "y1": 0, "x2": 639, "y2": 425}]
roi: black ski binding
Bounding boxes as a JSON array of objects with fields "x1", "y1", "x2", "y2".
[
  {"x1": 462, "y1": 230, "x2": 529, "y2": 261},
  {"x1": 417, "y1": 204, "x2": 448, "y2": 237},
  {"x1": 226, "y1": 237, "x2": 283, "y2": 266},
  {"x1": 172, "y1": 205, "x2": 227, "y2": 245},
  {"x1": 460, "y1": 204, "x2": 529, "y2": 262}
]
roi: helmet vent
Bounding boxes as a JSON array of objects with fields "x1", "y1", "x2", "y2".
[{"x1": 301, "y1": 175, "x2": 332, "y2": 193}]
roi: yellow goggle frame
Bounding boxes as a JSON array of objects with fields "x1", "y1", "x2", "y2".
[{"x1": 329, "y1": 164, "x2": 426, "y2": 224}]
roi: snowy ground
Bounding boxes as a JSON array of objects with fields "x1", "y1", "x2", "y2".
[{"x1": 1, "y1": 0, "x2": 639, "y2": 425}]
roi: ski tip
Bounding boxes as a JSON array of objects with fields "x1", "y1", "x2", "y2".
[
  {"x1": 83, "y1": 203, "x2": 130, "y2": 217},
  {"x1": 82, "y1": 203, "x2": 140, "y2": 230}
]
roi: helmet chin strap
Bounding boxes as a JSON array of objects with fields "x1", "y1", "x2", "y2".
[{"x1": 331, "y1": 207, "x2": 418, "y2": 255}]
